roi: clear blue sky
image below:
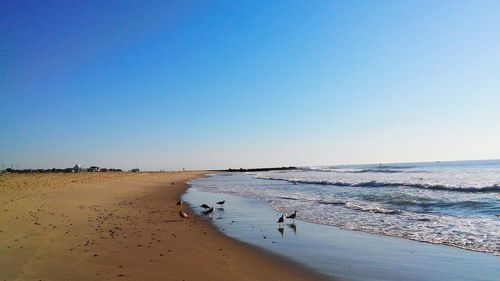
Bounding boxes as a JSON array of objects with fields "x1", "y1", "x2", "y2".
[{"x1": 1, "y1": 1, "x2": 499, "y2": 170}]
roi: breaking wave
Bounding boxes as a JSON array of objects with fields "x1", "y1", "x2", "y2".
[
  {"x1": 257, "y1": 177, "x2": 500, "y2": 193},
  {"x1": 191, "y1": 160, "x2": 500, "y2": 256}
]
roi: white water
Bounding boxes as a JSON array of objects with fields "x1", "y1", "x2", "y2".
[{"x1": 191, "y1": 160, "x2": 500, "y2": 255}]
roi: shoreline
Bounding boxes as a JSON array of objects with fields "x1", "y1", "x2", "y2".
[
  {"x1": 0, "y1": 172, "x2": 328, "y2": 281},
  {"x1": 182, "y1": 176, "x2": 332, "y2": 281},
  {"x1": 185, "y1": 176, "x2": 500, "y2": 281}
]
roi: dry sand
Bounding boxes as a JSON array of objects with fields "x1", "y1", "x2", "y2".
[{"x1": 0, "y1": 172, "x2": 327, "y2": 281}]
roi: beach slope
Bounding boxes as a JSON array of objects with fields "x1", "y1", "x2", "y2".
[{"x1": 0, "y1": 172, "x2": 326, "y2": 281}]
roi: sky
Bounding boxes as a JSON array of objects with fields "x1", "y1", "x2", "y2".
[{"x1": 1, "y1": 1, "x2": 499, "y2": 170}]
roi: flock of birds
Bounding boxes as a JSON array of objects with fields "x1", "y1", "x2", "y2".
[
  {"x1": 177, "y1": 198, "x2": 298, "y2": 233},
  {"x1": 176, "y1": 199, "x2": 225, "y2": 218},
  {"x1": 277, "y1": 210, "x2": 297, "y2": 226},
  {"x1": 199, "y1": 200, "x2": 225, "y2": 215}
]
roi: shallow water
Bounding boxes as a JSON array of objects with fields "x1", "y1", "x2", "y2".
[
  {"x1": 190, "y1": 160, "x2": 500, "y2": 255},
  {"x1": 183, "y1": 188, "x2": 500, "y2": 281}
]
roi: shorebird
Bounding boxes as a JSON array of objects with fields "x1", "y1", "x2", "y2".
[
  {"x1": 179, "y1": 210, "x2": 189, "y2": 218},
  {"x1": 176, "y1": 200, "x2": 183, "y2": 205},
  {"x1": 202, "y1": 206, "x2": 214, "y2": 216},
  {"x1": 200, "y1": 204, "x2": 210, "y2": 209},
  {"x1": 277, "y1": 215, "x2": 284, "y2": 226},
  {"x1": 216, "y1": 200, "x2": 225, "y2": 207},
  {"x1": 286, "y1": 210, "x2": 297, "y2": 222}
]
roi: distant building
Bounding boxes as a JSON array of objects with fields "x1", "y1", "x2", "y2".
[
  {"x1": 131, "y1": 168, "x2": 140, "y2": 172},
  {"x1": 72, "y1": 164, "x2": 82, "y2": 172},
  {"x1": 88, "y1": 166, "x2": 100, "y2": 172}
]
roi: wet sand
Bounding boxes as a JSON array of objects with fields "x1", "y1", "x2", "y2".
[
  {"x1": 184, "y1": 182, "x2": 500, "y2": 281},
  {"x1": 0, "y1": 172, "x2": 327, "y2": 281}
]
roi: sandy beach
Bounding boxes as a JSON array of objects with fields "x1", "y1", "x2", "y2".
[{"x1": 0, "y1": 172, "x2": 326, "y2": 281}]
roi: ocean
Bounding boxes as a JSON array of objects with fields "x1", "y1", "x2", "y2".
[{"x1": 190, "y1": 159, "x2": 500, "y2": 255}]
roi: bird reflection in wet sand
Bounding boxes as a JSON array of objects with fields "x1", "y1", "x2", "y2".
[
  {"x1": 216, "y1": 209, "x2": 224, "y2": 219},
  {"x1": 277, "y1": 227, "x2": 284, "y2": 236},
  {"x1": 287, "y1": 223, "x2": 297, "y2": 234}
]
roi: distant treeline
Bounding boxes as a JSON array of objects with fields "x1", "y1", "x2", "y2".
[
  {"x1": 226, "y1": 166, "x2": 297, "y2": 172},
  {"x1": 2, "y1": 168, "x2": 123, "y2": 173}
]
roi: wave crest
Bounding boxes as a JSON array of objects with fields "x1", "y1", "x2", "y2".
[{"x1": 258, "y1": 177, "x2": 500, "y2": 193}]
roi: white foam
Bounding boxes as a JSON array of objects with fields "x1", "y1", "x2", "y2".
[{"x1": 190, "y1": 161, "x2": 500, "y2": 256}]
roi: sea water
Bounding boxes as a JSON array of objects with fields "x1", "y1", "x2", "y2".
[{"x1": 190, "y1": 160, "x2": 500, "y2": 255}]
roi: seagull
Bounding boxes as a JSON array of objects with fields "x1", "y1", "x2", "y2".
[
  {"x1": 200, "y1": 204, "x2": 210, "y2": 209},
  {"x1": 277, "y1": 215, "x2": 284, "y2": 226},
  {"x1": 202, "y1": 206, "x2": 214, "y2": 216},
  {"x1": 176, "y1": 200, "x2": 183, "y2": 205},
  {"x1": 216, "y1": 200, "x2": 225, "y2": 207},
  {"x1": 286, "y1": 210, "x2": 297, "y2": 222},
  {"x1": 179, "y1": 210, "x2": 189, "y2": 218}
]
